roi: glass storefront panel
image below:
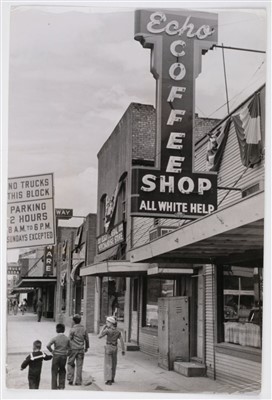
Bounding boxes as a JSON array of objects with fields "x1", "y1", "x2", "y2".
[
  {"x1": 100, "y1": 276, "x2": 126, "y2": 323},
  {"x1": 222, "y1": 266, "x2": 262, "y2": 348},
  {"x1": 144, "y1": 279, "x2": 174, "y2": 328}
]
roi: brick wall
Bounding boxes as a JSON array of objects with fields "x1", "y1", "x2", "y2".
[
  {"x1": 85, "y1": 213, "x2": 97, "y2": 265},
  {"x1": 131, "y1": 106, "x2": 219, "y2": 163},
  {"x1": 82, "y1": 213, "x2": 97, "y2": 332},
  {"x1": 131, "y1": 103, "x2": 156, "y2": 162},
  {"x1": 194, "y1": 115, "x2": 220, "y2": 143},
  {"x1": 82, "y1": 276, "x2": 96, "y2": 332}
]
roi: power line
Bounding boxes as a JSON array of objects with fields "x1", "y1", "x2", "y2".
[{"x1": 213, "y1": 45, "x2": 266, "y2": 54}]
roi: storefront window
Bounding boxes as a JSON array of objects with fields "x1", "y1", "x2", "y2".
[
  {"x1": 221, "y1": 266, "x2": 262, "y2": 349},
  {"x1": 143, "y1": 278, "x2": 174, "y2": 328},
  {"x1": 61, "y1": 285, "x2": 66, "y2": 312},
  {"x1": 100, "y1": 277, "x2": 126, "y2": 323}
]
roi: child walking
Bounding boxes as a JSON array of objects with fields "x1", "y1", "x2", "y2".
[
  {"x1": 98, "y1": 316, "x2": 125, "y2": 385},
  {"x1": 20, "y1": 340, "x2": 52, "y2": 389},
  {"x1": 46, "y1": 323, "x2": 70, "y2": 390}
]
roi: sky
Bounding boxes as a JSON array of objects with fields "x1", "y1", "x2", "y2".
[{"x1": 3, "y1": 2, "x2": 268, "y2": 261}]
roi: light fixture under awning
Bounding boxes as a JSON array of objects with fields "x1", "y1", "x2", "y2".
[{"x1": 70, "y1": 261, "x2": 84, "y2": 281}]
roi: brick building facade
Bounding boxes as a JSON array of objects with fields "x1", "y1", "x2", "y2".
[
  {"x1": 55, "y1": 214, "x2": 96, "y2": 330},
  {"x1": 81, "y1": 102, "x2": 220, "y2": 343}
]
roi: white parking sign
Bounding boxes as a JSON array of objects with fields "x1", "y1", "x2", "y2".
[{"x1": 7, "y1": 173, "x2": 56, "y2": 249}]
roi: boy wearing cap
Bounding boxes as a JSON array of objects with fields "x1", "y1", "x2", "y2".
[
  {"x1": 67, "y1": 314, "x2": 89, "y2": 386},
  {"x1": 98, "y1": 316, "x2": 125, "y2": 385}
]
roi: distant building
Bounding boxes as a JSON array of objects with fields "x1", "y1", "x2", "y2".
[
  {"x1": 55, "y1": 213, "x2": 96, "y2": 331},
  {"x1": 12, "y1": 213, "x2": 96, "y2": 325}
]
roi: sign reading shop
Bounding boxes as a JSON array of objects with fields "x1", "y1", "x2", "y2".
[{"x1": 131, "y1": 10, "x2": 218, "y2": 218}]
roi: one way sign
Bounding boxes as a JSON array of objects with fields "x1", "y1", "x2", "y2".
[{"x1": 55, "y1": 208, "x2": 73, "y2": 219}]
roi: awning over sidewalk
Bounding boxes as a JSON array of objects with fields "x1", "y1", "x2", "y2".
[
  {"x1": 130, "y1": 191, "x2": 264, "y2": 265},
  {"x1": 80, "y1": 260, "x2": 149, "y2": 277},
  {"x1": 15, "y1": 276, "x2": 57, "y2": 288},
  {"x1": 11, "y1": 287, "x2": 34, "y2": 294}
]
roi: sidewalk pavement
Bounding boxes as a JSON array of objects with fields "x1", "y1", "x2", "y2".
[{"x1": 5, "y1": 313, "x2": 257, "y2": 396}]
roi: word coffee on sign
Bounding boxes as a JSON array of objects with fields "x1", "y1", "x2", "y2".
[
  {"x1": 131, "y1": 10, "x2": 218, "y2": 218},
  {"x1": 7, "y1": 173, "x2": 56, "y2": 249}
]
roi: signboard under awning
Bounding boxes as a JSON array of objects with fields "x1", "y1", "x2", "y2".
[{"x1": 7, "y1": 173, "x2": 56, "y2": 249}]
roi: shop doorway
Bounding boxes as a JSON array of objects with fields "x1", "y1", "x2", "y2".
[
  {"x1": 190, "y1": 268, "x2": 205, "y2": 362},
  {"x1": 73, "y1": 280, "x2": 83, "y2": 315},
  {"x1": 130, "y1": 278, "x2": 139, "y2": 343}
]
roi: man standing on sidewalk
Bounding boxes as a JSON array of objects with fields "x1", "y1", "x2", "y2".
[
  {"x1": 67, "y1": 314, "x2": 89, "y2": 386},
  {"x1": 36, "y1": 298, "x2": 43, "y2": 322}
]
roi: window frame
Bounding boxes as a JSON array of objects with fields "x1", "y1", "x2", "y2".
[
  {"x1": 141, "y1": 277, "x2": 175, "y2": 329},
  {"x1": 217, "y1": 264, "x2": 262, "y2": 349}
]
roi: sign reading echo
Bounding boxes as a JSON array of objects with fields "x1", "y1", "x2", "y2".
[
  {"x1": 7, "y1": 173, "x2": 56, "y2": 249},
  {"x1": 131, "y1": 9, "x2": 218, "y2": 218}
]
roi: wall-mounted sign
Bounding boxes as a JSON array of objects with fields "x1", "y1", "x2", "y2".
[
  {"x1": 97, "y1": 222, "x2": 124, "y2": 253},
  {"x1": 104, "y1": 182, "x2": 122, "y2": 233},
  {"x1": 7, "y1": 173, "x2": 56, "y2": 249},
  {"x1": 44, "y1": 245, "x2": 54, "y2": 275},
  {"x1": 55, "y1": 208, "x2": 73, "y2": 219},
  {"x1": 131, "y1": 10, "x2": 218, "y2": 218}
]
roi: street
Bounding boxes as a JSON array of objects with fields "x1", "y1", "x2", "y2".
[{"x1": 5, "y1": 312, "x2": 257, "y2": 395}]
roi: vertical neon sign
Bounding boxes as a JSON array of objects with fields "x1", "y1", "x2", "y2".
[{"x1": 131, "y1": 9, "x2": 219, "y2": 218}]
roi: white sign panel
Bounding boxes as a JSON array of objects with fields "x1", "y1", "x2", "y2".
[{"x1": 7, "y1": 173, "x2": 56, "y2": 249}]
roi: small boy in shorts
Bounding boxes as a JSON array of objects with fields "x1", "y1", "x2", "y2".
[{"x1": 21, "y1": 340, "x2": 52, "y2": 389}]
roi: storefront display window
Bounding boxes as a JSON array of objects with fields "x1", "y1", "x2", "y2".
[
  {"x1": 60, "y1": 270, "x2": 67, "y2": 312},
  {"x1": 220, "y1": 266, "x2": 262, "y2": 349},
  {"x1": 100, "y1": 277, "x2": 126, "y2": 323},
  {"x1": 143, "y1": 278, "x2": 174, "y2": 328}
]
